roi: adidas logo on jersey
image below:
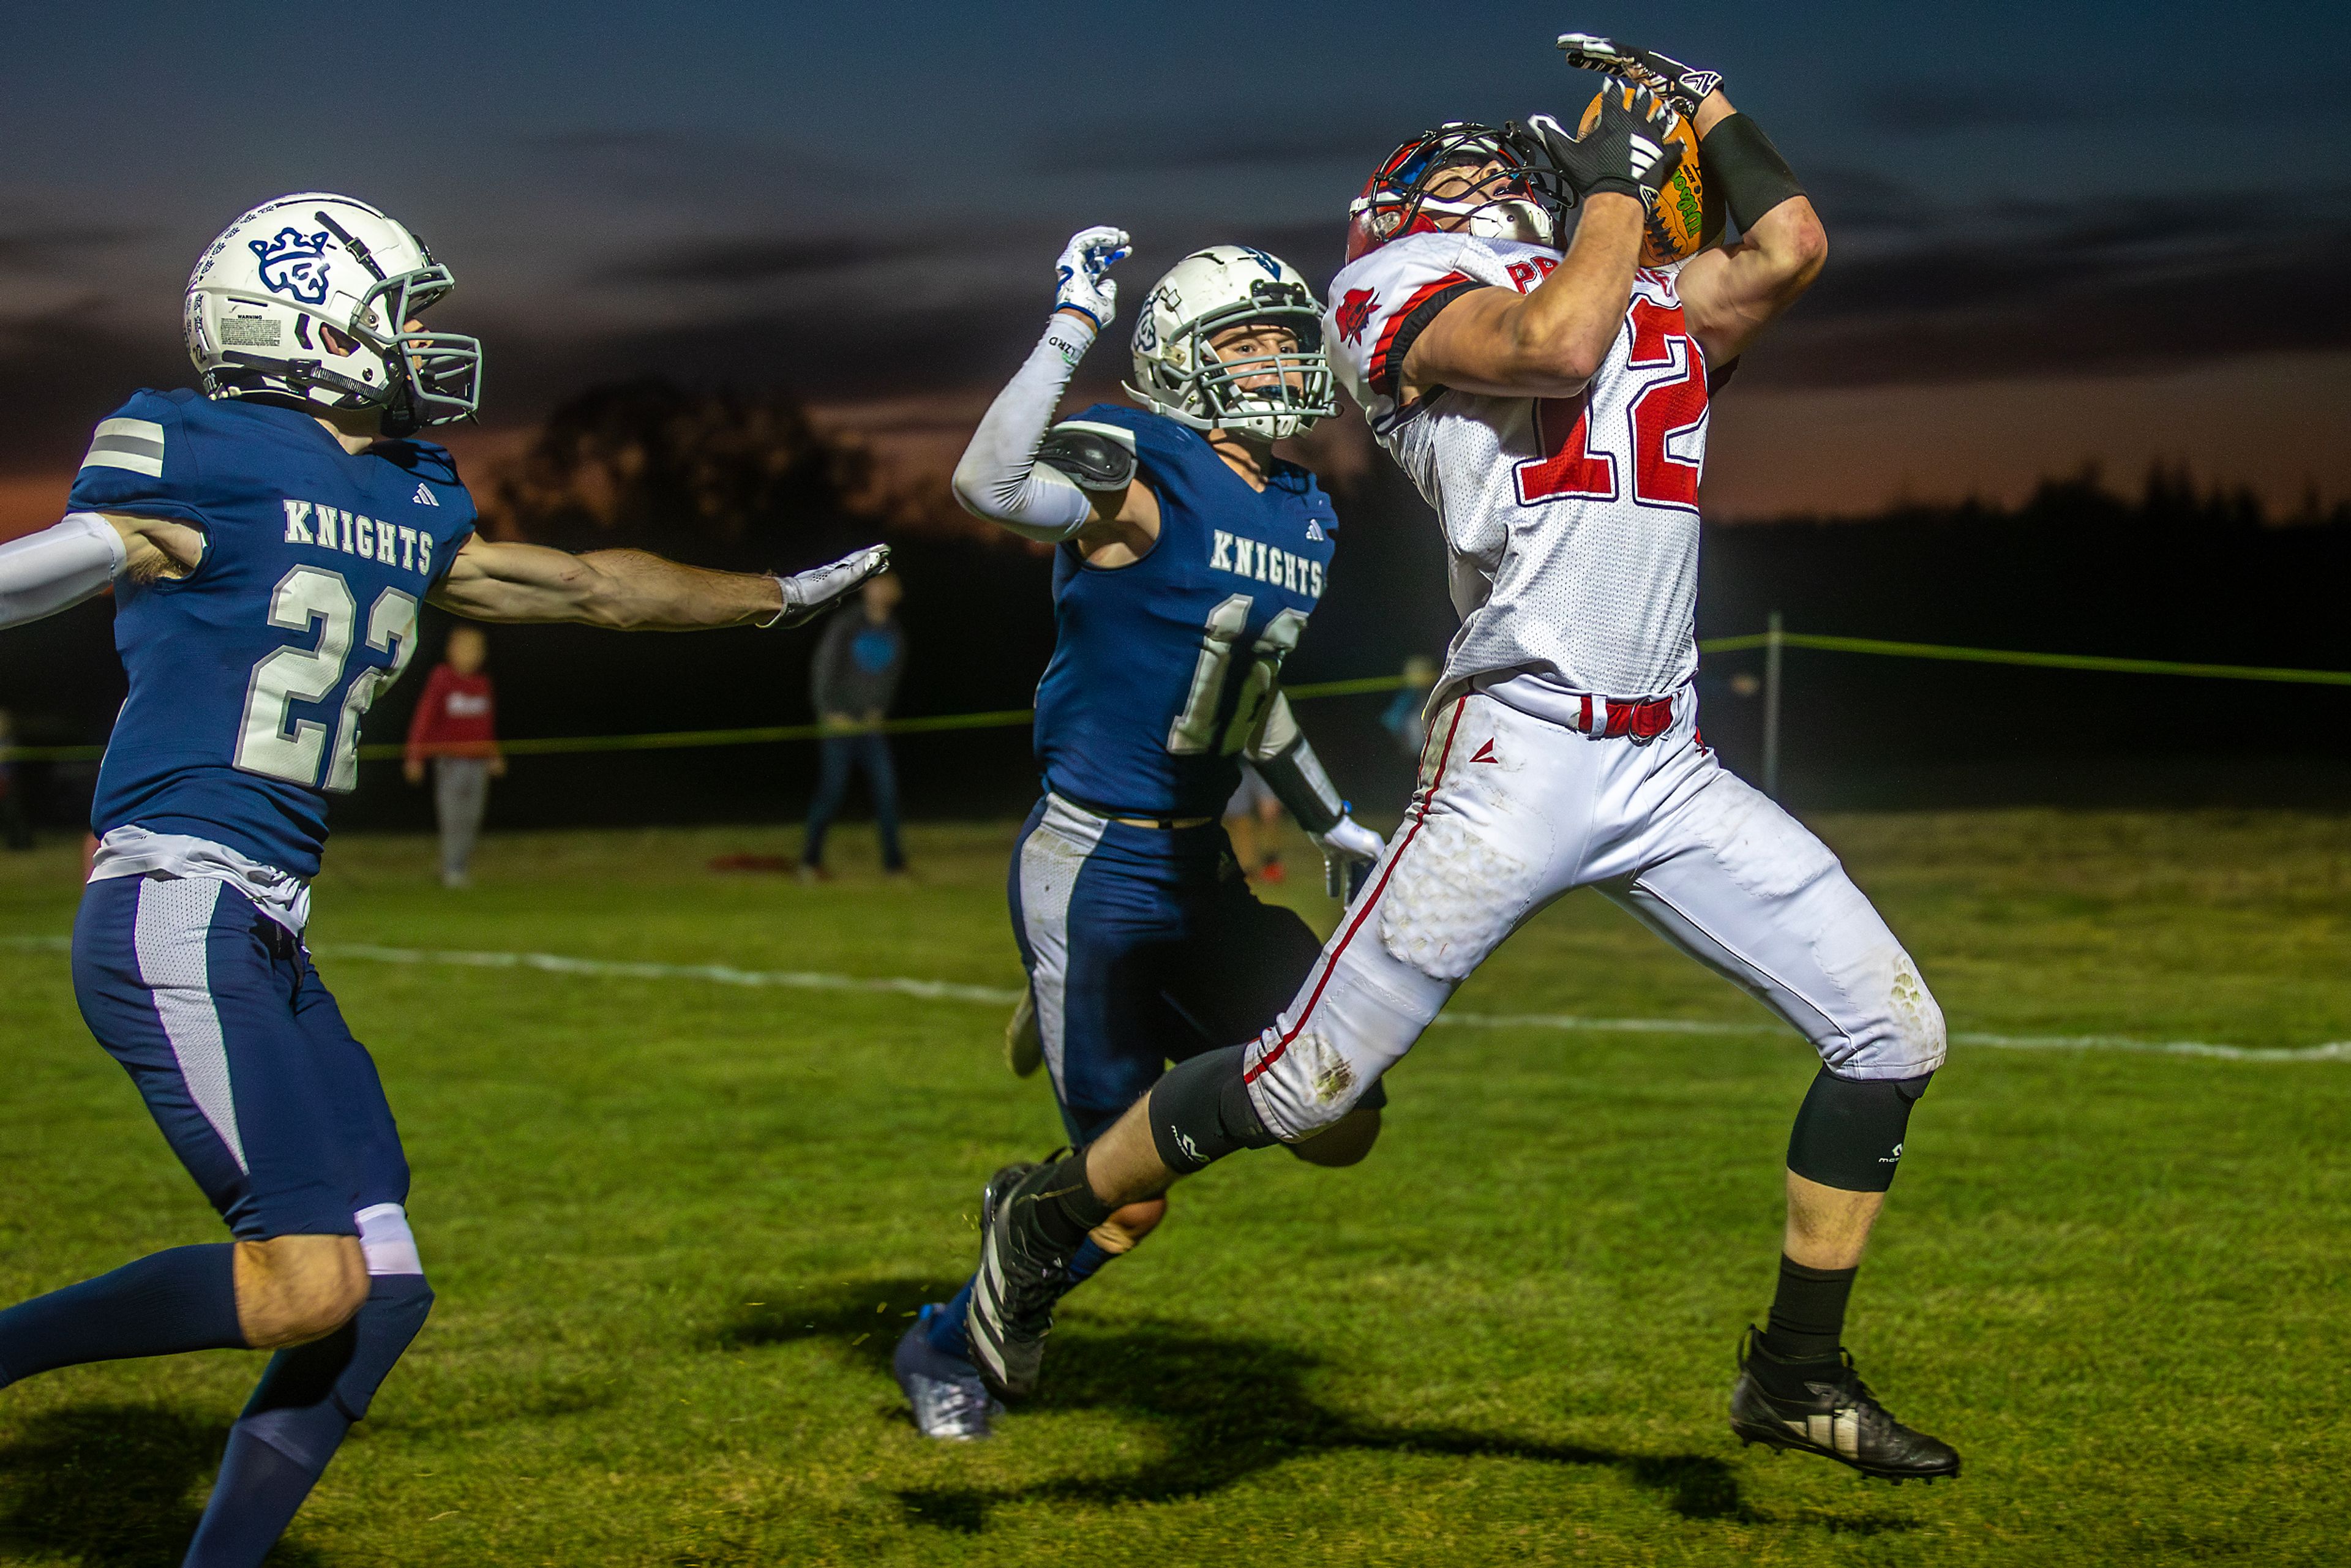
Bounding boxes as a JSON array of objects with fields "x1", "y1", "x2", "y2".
[
  {"x1": 413, "y1": 482, "x2": 440, "y2": 506},
  {"x1": 1210, "y1": 528, "x2": 1324, "y2": 600},
  {"x1": 1305, "y1": 521, "x2": 1326, "y2": 541}
]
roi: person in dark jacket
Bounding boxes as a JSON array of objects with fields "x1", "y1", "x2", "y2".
[{"x1": 801, "y1": 571, "x2": 906, "y2": 877}]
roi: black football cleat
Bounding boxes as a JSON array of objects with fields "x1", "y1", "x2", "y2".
[
  {"x1": 1729, "y1": 1326, "x2": 1960, "y2": 1483},
  {"x1": 964, "y1": 1160, "x2": 1075, "y2": 1400}
]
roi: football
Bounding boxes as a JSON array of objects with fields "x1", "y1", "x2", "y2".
[{"x1": 1581, "y1": 86, "x2": 1719, "y2": 264}]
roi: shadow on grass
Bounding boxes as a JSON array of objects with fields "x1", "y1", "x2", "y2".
[
  {"x1": 718, "y1": 1278, "x2": 1920, "y2": 1536},
  {"x1": 0, "y1": 1402, "x2": 321, "y2": 1567}
]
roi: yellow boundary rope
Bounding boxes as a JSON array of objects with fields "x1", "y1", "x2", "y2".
[{"x1": 4, "y1": 634, "x2": 2345, "y2": 763}]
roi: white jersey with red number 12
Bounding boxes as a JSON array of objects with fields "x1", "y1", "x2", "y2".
[{"x1": 1322, "y1": 231, "x2": 1709, "y2": 702}]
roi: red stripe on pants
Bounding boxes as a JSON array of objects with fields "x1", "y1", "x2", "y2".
[{"x1": 1245, "y1": 696, "x2": 1469, "y2": 1085}]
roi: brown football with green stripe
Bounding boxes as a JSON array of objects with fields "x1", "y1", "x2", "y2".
[{"x1": 1580, "y1": 87, "x2": 1722, "y2": 265}]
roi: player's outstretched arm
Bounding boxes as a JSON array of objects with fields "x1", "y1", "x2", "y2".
[
  {"x1": 1400, "y1": 87, "x2": 1684, "y2": 402},
  {"x1": 0, "y1": 511, "x2": 210, "y2": 629},
  {"x1": 1556, "y1": 37, "x2": 1823, "y2": 361},
  {"x1": 428, "y1": 536, "x2": 888, "y2": 631},
  {"x1": 1669, "y1": 96, "x2": 1826, "y2": 364},
  {"x1": 951, "y1": 227, "x2": 1160, "y2": 560}
]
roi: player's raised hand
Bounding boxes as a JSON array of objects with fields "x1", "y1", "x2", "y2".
[
  {"x1": 1526, "y1": 84, "x2": 1686, "y2": 211},
  {"x1": 1556, "y1": 32, "x2": 1723, "y2": 118},
  {"x1": 1053, "y1": 226, "x2": 1132, "y2": 329},
  {"x1": 771, "y1": 544, "x2": 890, "y2": 628}
]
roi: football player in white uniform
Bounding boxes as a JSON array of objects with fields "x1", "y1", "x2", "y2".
[{"x1": 963, "y1": 36, "x2": 1960, "y2": 1483}]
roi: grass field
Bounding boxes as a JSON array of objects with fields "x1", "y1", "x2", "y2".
[{"x1": 2, "y1": 809, "x2": 2348, "y2": 1566}]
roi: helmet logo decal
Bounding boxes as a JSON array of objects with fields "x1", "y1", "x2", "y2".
[
  {"x1": 1335, "y1": 288, "x2": 1378, "y2": 347},
  {"x1": 250, "y1": 228, "x2": 334, "y2": 306},
  {"x1": 1238, "y1": 246, "x2": 1283, "y2": 278}
]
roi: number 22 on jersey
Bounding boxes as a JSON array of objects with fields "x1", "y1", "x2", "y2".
[{"x1": 236, "y1": 565, "x2": 419, "y2": 792}]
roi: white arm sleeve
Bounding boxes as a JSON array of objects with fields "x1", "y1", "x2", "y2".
[
  {"x1": 0, "y1": 512, "x2": 127, "y2": 629},
  {"x1": 950, "y1": 315, "x2": 1101, "y2": 543}
]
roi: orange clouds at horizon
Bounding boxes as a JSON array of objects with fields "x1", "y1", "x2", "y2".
[{"x1": 4, "y1": 350, "x2": 2344, "y2": 545}]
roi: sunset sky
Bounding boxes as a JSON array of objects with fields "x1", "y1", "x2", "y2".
[{"x1": 3, "y1": 0, "x2": 2346, "y2": 535}]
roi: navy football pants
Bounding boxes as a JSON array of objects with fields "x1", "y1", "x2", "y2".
[
  {"x1": 72, "y1": 874, "x2": 409, "y2": 1241},
  {"x1": 1008, "y1": 794, "x2": 1381, "y2": 1145}
]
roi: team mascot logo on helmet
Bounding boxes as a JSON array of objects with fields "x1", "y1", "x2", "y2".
[{"x1": 250, "y1": 228, "x2": 335, "y2": 306}]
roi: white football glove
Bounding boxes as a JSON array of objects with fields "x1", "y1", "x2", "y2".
[
  {"x1": 1053, "y1": 225, "x2": 1132, "y2": 329},
  {"x1": 1556, "y1": 33, "x2": 1724, "y2": 119},
  {"x1": 767, "y1": 544, "x2": 889, "y2": 628},
  {"x1": 1313, "y1": 814, "x2": 1386, "y2": 902}
]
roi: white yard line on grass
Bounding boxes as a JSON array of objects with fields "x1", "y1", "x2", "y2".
[{"x1": 6, "y1": 934, "x2": 2348, "y2": 1062}]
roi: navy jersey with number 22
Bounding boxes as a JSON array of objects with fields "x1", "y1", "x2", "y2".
[
  {"x1": 1032, "y1": 404, "x2": 1337, "y2": 820},
  {"x1": 70, "y1": 389, "x2": 479, "y2": 878}
]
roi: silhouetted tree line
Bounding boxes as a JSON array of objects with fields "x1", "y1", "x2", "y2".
[{"x1": 4, "y1": 382, "x2": 2344, "y2": 835}]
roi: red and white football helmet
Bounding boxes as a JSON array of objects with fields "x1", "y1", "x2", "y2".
[{"x1": 1345, "y1": 122, "x2": 1564, "y2": 263}]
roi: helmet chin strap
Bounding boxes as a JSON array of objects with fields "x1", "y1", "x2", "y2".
[
  {"x1": 1393, "y1": 187, "x2": 1553, "y2": 247},
  {"x1": 1455, "y1": 198, "x2": 1554, "y2": 246}
]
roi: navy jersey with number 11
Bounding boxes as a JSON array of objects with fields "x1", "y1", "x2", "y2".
[
  {"x1": 70, "y1": 389, "x2": 479, "y2": 878},
  {"x1": 1032, "y1": 403, "x2": 1337, "y2": 820}
]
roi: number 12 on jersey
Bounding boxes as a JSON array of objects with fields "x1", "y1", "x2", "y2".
[{"x1": 1167, "y1": 593, "x2": 1307, "y2": 756}]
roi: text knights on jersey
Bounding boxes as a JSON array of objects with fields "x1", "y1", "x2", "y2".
[
  {"x1": 1209, "y1": 529, "x2": 1324, "y2": 599},
  {"x1": 280, "y1": 499, "x2": 438, "y2": 577}
]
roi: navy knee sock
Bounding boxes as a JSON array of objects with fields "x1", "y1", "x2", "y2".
[
  {"x1": 925, "y1": 1237, "x2": 1119, "y2": 1361},
  {"x1": 0, "y1": 1244, "x2": 243, "y2": 1386},
  {"x1": 182, "y1": 1273, "x2": 433, "y2": 1568}
]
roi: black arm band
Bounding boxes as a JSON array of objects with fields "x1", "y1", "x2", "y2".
[
  {"x1": 1252, "y1": 733, "x2": 1344, "y2": 836},
  {"x1": 1698, "y1": 112, "x2": 1806, "y2": 234}
]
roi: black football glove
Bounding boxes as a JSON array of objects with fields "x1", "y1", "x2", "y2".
[
  {"x1": 1556, "y1": 33, "x2": 1723, "y2": 119},
  {"x1": 1526, "y1": 83, "x2": 1686, "y2": 210}
]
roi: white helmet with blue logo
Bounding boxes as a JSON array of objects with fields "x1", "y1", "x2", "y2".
[
  {"x1": 1125, "y1": 244, "x2": 1336, "y2": 443},
  {"x1": 183, "y1": 192, "x2": 482, "y2": 437}
]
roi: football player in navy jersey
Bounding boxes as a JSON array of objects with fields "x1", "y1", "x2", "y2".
[
  {"x1": 0, "y1": 193, "x2": 884, "y2": 1566},
  {"x1": 884, "y1": 231, "x2": 1388, "y2": 1437}
]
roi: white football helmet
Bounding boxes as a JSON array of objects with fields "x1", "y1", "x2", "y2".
[
  {"x1": 1125, "y1": 246, "x2": 1337, "y2": 443},
  {"x1": 184, "y1": 193, "x2": 481, "y2": 436}
]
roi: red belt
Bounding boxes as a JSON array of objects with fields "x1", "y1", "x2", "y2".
[{"x1": 1576, "y1": 692, "x2": 1676, "y2": 744}]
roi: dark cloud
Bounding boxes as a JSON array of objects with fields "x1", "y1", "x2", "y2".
[
  {"x1": 526, "y1": 128, "x2": 846, "y2": 202},
  {"x1": 1046, "y1": 118, "x2": 1404, "y2": 173},
  {"x1": 1793, "y1": 165, "x2": 1941, "y2": 235},
  {"x1": 0, "y1": 225, "x2": 151, "y2": 271},
  {"x1": 0, "y1": 299, "x2": 190, "y2": 474},
  {"x1": 1854, "y1": 79, "x2": 2112, "y2": 137},
  {"x1": 1746, "y1": 189, "x2": 2351, "y2": 388},
  {"x1": 598, "y1": 233, "x2": 954, "y2": 286}
]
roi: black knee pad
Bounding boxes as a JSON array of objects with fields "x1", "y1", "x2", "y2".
[
  {"x1": 1149, "y1": 1045, "x2": 1280, "y2": 1174},
  {"x1": 1786, "y1": 1068, "x2": 1932, "y2": 1191}
]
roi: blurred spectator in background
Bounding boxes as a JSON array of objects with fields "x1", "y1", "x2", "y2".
[
  {"x1": 801, "y1": 571, "x2": 907, "y2": 880},
  {"x1": 0, "y1": 709, "x2": 31, "y2": 851},
  {"x1": 1381, "y1": 654, "x2": 1441, "y2": 759},
  {"x1": 405, "y1": 625, "x2": 504, "y2": 888},
  {"x1": 1223, "y1": 763, "x2": 1285, "y2": 884}
]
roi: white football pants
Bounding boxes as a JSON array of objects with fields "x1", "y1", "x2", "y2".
[{"x1": 1243, "y1": 690, "x2": 1946, "y2": 1141}]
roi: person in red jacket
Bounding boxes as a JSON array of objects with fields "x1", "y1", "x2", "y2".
[{"x1": 403, "y1": 625, "x2": 503, "y2": 887}]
